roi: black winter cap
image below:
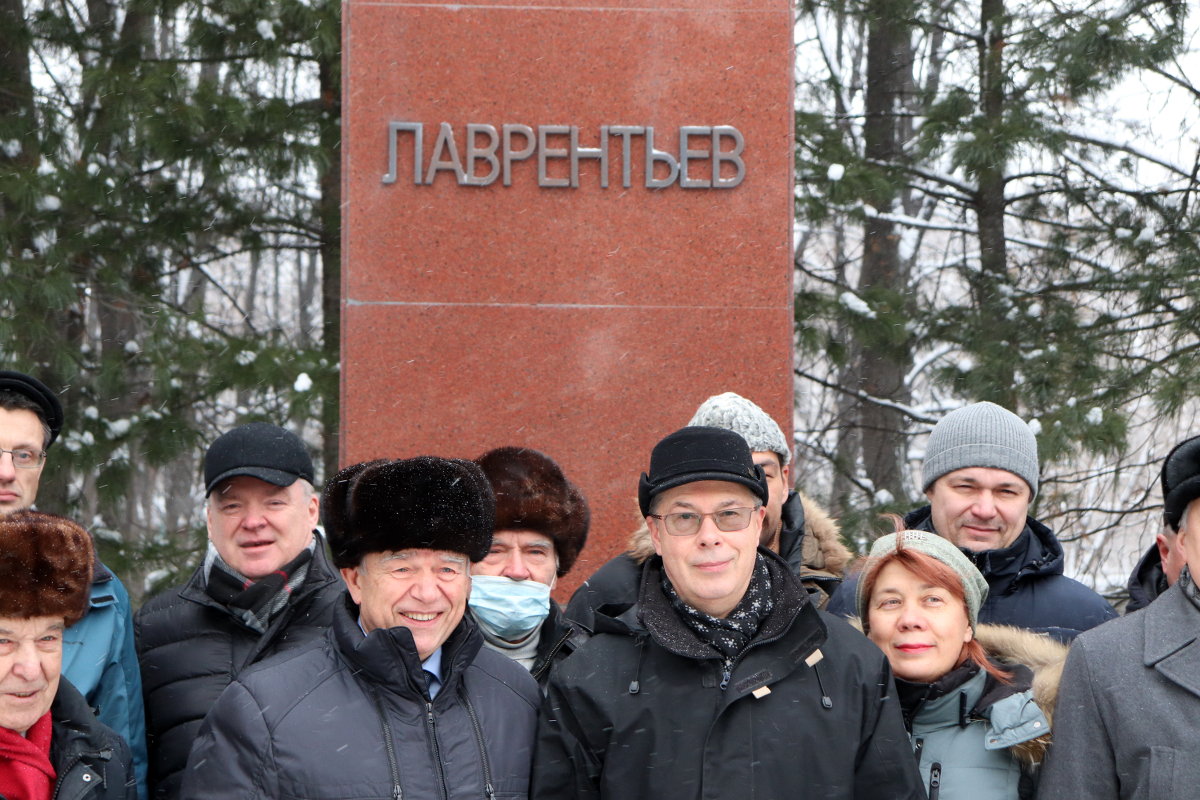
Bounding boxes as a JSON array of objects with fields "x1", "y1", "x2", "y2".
[
  {"x1": 205, "y1": 422, "x2": 315, "y2": 495},
  {"x1": 323, "y1": 457, "x2": 495, "y2": 568},
  {"x1": 1162, "y1": 434, "x2": 1200, "y2": 530},
  {"x1": 0, "y1": 371, "x2": 64, "y2": 447},
  {"x1": 638, "y1": 426, "x2": 768, "y2": 517}
]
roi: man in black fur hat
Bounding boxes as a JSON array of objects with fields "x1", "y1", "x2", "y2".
[{"x1": 181, "y1": 457, "x2": 540, "y2": 800}]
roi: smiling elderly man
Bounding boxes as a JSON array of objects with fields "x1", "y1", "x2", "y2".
[
  {"x1": 532, "y1": 426, "x2": 921, "y2": 800},
  {"x1": 0, "y1": 511, "x2": 135, "y2": 800},
  {"x1": 135, "y1": 423, "x2": 342, "y2": 799},
  {"x1": 828, "y1": 401, "x2": 1116, "y2": 641},
  {"x1": 182, "y1": 456, "x2": 540, "y2": 800}
]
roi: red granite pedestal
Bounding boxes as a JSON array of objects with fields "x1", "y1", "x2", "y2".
[{"x1": 342, "y1": 0, "x2": 794, "y2": 600}]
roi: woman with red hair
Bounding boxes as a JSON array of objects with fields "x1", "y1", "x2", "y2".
[{"x1": 856, "y1": 529, "x2": 1066, "y2": 800}]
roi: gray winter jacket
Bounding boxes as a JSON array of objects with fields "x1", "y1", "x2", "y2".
[
  {"x1": 906, "y1": 667, "x2": 1046, "y2": 800},
  {"x1": 1038, "y1": 570, "x2": 1200, "y2": 799},
  {"x1": 180, "y1": 594, "x2": 541, "y2": 800}
]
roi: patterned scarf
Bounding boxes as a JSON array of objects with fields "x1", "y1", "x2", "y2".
[
  {"x1": 1181, "y1": 565, "x2": 1200, "y2": 613},
  {"x1": 0, "y1": 712, "x2": 55, "y2": 800},
  {"x1": 204, "y1": 541, "x2": 314, "y2": 633},
  {"x1": 663, "y1": 553, "x2": 774, "y2": 661}
]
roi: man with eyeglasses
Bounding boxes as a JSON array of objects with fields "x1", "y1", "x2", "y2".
[
  {"x1": 0, "y1": 370, "x2": 148, "y2": 797},
  {"x1": 532, "y1": 426, "x2": 921, "y2": 799}
]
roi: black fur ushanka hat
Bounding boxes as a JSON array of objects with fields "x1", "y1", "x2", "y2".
[
  {"x1": 0, "y1": 511, "x2": 93, "y2": 626},
  {"x1": 322, "y1": 457, "x2": 496, "y2": 568},
  {"x1": 475, "y1": 447, "x2": 589, "y2": 577}
]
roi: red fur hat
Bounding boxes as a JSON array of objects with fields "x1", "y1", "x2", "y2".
[
  {"x1": 0, "y1": 511, "x2": 93, "y2": 626},
  {"x1": 475, "y1": 447, "x2": 589, "y2": 577}
]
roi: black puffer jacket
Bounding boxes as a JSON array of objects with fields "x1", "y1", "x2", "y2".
[
  {"x1": 1125, "y1": 542, "x2": 1167, "y2": 613},
  {"x1": 181, "y1": 594, "x2": 541, "y2": 800},
  {"x1": 529, "y1": 603, "x2": 581, "y2": 688},
  {"x1": 50, "y1": 678, "x2": 138, "y2": 800},
  {"x1": 533, "y1": 550, "x2": 923, "y2": 800},
  {"x1": 827, "y1": 508, "x2": 1117, "y2": 641},
  {"x1": 134, "y1": 538, "x2": 342, "y2": 799}
]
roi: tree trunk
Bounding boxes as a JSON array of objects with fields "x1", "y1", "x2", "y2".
[{"x1": 847, "y1": 0, "x2": 915, "y2": 512}]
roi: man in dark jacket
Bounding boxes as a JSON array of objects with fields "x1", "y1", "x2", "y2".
[
  {"x1": 135, "y1": 423, "x2": 342, "y2": 799},
  {"x1": 566, "y1": 392, "x2": 852, "y2": 627},
  {"x1": 0, "y1": 371, "x2": 147, "y2": 795},
  {"x1": 533, "y1": 426, "x2": 922, "y2": 800},
  {"x1": 0, "y1": 511, "x2": 136, "y2": 800},
  {"x1": 828, "y1": 401, "x2": 1116, "y2": 641},
  {"x1": 1123, "y1": 434, "x2": 1195, "y2": 612},
  {"x1": 471, "y1": 447, "x2": 589, "y2": 687},
  {"x1": 182, "y1": 456, "x2": 540, "y2": 800},
  {"x1": 1039, "y1": 431, "x2": 1200, "y2": 799}
]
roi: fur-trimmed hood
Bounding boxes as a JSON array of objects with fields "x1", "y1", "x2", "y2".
[{"x1": 974, "y1": 623, "x2": 1068, "y2": 766}]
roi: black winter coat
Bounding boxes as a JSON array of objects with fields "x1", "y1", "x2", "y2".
[
  {"x1": 827, "y1": 507, "x2": 1116, "y2": 642},
  {"x1": 529, "y1": 603, "x2": 580, "y2": 688},
  {"x1": 50, "y1": 679, "x2": 138, "y2": 800},
  {"x1": 1125, "y1": 543, "x2": 1167, "y2": 613},
  {"x1": 180, "y1": 594, "x2": 541, "y2": 800},
  {"x1": 134, "y1": 538, "x2": 342, "y2": 799},
  {"x1": 533, "y1": 550, "x2": 923, "y2": 800}
]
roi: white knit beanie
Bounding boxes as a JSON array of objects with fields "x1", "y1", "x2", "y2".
[{"x1": 688, "y1": 392, "x2": 791, "y2": 465}]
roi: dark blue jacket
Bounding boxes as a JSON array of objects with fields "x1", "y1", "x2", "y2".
[
  {"x1": 827, "y1": 506, "x2": 1116, "y2": 642},
  {"x1": 1125, "y1": 543, "x2": 1167, "y2": 614}
]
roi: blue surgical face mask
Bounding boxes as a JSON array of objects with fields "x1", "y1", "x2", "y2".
[{"x1": 469, "y1": 575, "x2": 552, "y2": 642}]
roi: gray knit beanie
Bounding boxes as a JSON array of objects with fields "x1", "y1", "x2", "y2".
[
  {"x1": 688, "y1": 392, "x2": 791, "y2": 466},
  {"x1": 856, "y1": 530, "x2": 989, "y2": 631},
  {"x1": 921, "y1": 401, "x2": 1038, "y2": 497}
]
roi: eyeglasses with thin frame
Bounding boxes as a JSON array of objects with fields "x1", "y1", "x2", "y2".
[
  {"x1": 648, "y1": 504, "x2": 762, "y2": 537},
  {"x1": 0, "y1": 448, "x2": 46, "y2": 469}
]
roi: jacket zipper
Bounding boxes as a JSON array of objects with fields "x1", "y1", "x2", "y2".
[
  {"x1": 460, "y1": 689, "x2": 497, "y2": 800},
  {"x1": 530, "y1": 627, "x2": 573, "y2": 684},
  {"x1": 426, "y1": 700, "x2": 451, "y2": 800},
  {"x1": 368, "y1": 687, "x2": 404, "y2": 800},
  {"x1": 928, "y1": 762, "x2": 941, "y2": 800},
  {"x1": 51, "y1": 748, "x2": 111, "y2": 800}
]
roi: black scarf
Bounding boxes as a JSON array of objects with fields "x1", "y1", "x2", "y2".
[
  {"x1": 663, "y1": 553, "x2": 774, "y2": 661},
  {"x1": 205, "y1": 546, "x2": 313, "y2": 632},
  {"x1": 1181, "y1": 565, "x2": 1200, "y2": 612}
]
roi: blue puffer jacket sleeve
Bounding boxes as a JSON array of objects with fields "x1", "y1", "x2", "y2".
[{"x1": 63, "y1": 564, "x2": 149, "y2": 800}]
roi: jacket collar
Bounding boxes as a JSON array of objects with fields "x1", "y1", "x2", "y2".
[
  {"x1": 180, "y1": 530, "x2": 339, "y2": 613},
  {"x1": 49, "y1": 679, "x2": 115, "y2": 768},
  {"x1": 1126, "y1": 543, "x2": 1166, "y2": 613},
  {"x1": 775, "y1": 491, "x2": 806, "y2": 574},
  {"x1": 905, "y1": 506, "x2": 1066, "y2": 587},
  {"x1": 633, "y1": 547, "x2": 826, "y2": 662},
  {"x1": 331, "y1": 593, "x2": 482, "y2": 702},
  {"x1": 1143, "y1": 581, "x2": 1200, "y2": 699}
]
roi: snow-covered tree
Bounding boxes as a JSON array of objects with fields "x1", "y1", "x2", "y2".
[{"x1": 793, "y1": 0, "x2": 1200, "y2": 595}]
